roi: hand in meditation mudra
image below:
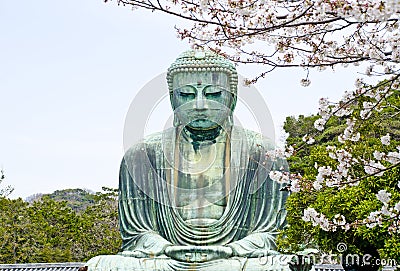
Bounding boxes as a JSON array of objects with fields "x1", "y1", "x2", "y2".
[{"x1": 87, "y1": 50, "x2": 291, "y2": 271}]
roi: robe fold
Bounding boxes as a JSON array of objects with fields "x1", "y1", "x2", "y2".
[{"x1": 119, "y1": 126, "x2": 288, "y2": 256}]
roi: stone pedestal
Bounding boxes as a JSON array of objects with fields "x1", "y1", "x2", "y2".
[{"x1": 86, "y1": 255, "x2": 295, "y2": 271}]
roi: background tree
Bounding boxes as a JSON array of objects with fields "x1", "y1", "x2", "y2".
[
  {"x1": 0, "y1": 187, "x2": 120, "y2": 263},
  {"x1": 73, "y1": 187, "x2": 120, "y2": 260},
  {"x1": 277, "y1": 88, "x2": 400, "y2": 269},
  {"x1": 0, "y1": 170, "x2": 13, "y2": 197},
  {"x1": 0, "y1": 197, "x2": 30, "y2": 263},
  {"x1": 37, "y1": 188, "x2": 97, "y2": 212}
]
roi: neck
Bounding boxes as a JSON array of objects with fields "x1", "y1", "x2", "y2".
[
  {"x1": 182, "y1": 125, "x2": 222, "y2": 152},
  {"x1": 184, "y1": 125, "x2": 222, "y2": 142}
]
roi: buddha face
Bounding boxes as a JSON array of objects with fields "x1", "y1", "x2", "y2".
[{"x1": 171, "y1": 72, "x2": 234, "y2": 130}]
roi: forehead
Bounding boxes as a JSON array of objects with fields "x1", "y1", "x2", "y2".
[{"x1": 173, "y1": 72, "x2": 229, "y2": 86}]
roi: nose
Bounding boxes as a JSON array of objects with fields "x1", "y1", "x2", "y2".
[{"x1": 194, "y1": 92, "x2": 208, "y2": 110}]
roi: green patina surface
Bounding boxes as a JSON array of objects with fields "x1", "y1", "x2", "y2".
[{"x1": 87, "y1": 50, "x2": 294, "y2": 271}]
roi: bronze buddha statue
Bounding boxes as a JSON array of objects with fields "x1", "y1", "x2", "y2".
[{"x1": 87, "y1": 50, "x2": 292, "y2": 271}]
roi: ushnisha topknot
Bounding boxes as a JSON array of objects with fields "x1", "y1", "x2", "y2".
[{"x1": 167, "y1": 50, "x2": 238, "y2": 94}]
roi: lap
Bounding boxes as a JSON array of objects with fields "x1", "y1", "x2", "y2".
[{"x1": 86, "y1": 254, "x2": 293, "y2": 271}]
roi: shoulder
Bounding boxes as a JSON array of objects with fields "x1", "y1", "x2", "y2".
[
  {"x1": 123, "y1": 128, "x2": 175, "y2": 159},
  {"x1": 231, "y1": 126, "x2": 274, "y2": 150},
  {"x1": 124, "y1": 127, "x2": 175, "y2": 158}
]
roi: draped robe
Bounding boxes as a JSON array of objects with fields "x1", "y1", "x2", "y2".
[
  {"x1": 87, "y1": 125, "x2": 291, "y2": 271},
  {"x1": 119, "y1": 125, "x2": 288, "y2": 255}
]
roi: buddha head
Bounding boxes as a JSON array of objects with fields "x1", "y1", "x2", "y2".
[{"x1": 167, "y1": 50, "x2": 238, "y2": 131}]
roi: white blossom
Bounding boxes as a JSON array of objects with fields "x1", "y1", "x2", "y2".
[
  {"x1": 284, "y1": 145, "x2": 294, "y2": 158},
  {"x1": 377, "y1": 190, "x2": 391, "y2": 205},
  {"x1": 318, "y1": 98, "x2": 330, "y2": 113},
  {"x1": 314, "y1": 118, "x2": 326, "y2": 131},
  {"x1": 350, "y1": 133, "x2": 360, "y2": 142},
  {"x1": 381, "y1": 134, "x2": 391, "y2": 145},
  {"x1": 269, "y1": 171, "x2": 283, "y2": 183},
  {"x1": 338, "y1": 119, "x2": 361, "y2": 142},
  {"x1": 328, "y1": 152, "x2": 336, "y2": 159},
  {"x1": 385, "y1": 151, "x2": 400, "y2": 164},
  {"x1": 280, "y1": 173, "x2": 290, "y2": 183},
  {"x1": 313, "y1": 180, "x2": 323, "y2": 191},
  {"x1": 326, "y1": 179, "x2": 339, "y2": 187},
  {"x1": 318, "y1": 166, "x2": 332, "y2": 176},
  {"x1": 363, "y1": 101, "x2": 374, "y2": 110},
  {"x1": 381, "y1": 205, "x2": 392, "y2": 216},
  {"x1": 334, "y1": 107, "x2": 353, "y2": 117},
  {"x1": 269, "y1": 170, "x2": 290, "y2": 184},
  {"x1": 395, "y1": 202, "x2": 400, "y2": 213},
  {"x1": 364, "y1": 161, "x2": 386, "y2": 176},
  {"x1": 365, "y1": 211, "x2": 382, "y2": 228},
  {"x1": 302, "y1": 207, "x2": 318, "y2": 222},
  {"x1": 307, "y1": 137, "x2": 315, "y2": 144},
  {"x1": 265, "y1": 149, "x2": 286, "y2": 160},
  {"x1": 333, "y1": 214, "x2": 346, "y2": 226},
  {"x1": 318, "y1": 214, "x2": 331, "y2": 231},
  {"x1": 290, "y1": 179, "x2": 301, "y2": 192},
  {"x1": 300, "y1": 78, "x2": 311, "y2": 87},
  {"x1": 373, "y1": 150, "x2": 384, "y2": 160},
  {"x1": 360, "y1": 109, "x2": 372, "y2": 120},
  {"x1": 302, "y1": 207, "x2": 336, "y2": 231}
]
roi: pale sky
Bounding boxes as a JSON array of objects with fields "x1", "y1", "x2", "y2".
[{"x1": 1, "y1": 0, "x2": 361, "y2": 199}]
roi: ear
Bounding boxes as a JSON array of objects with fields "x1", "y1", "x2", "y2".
[
  {"x1": 169, "y1": 92, "x2": 176, "y2": 110},
  {"x1": 230, "y1": 92, "x2": 237, "y2": 112}
]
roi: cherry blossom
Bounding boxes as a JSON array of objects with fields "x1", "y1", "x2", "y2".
[
  {"x1": 107, "y1": 0, "x2": 400, "y2": 234},
  {"x1": 395, "y1": 202, "x2": 400, "y2": 212},
  {"x1": 364, "y1": 161, "x2": 386, "y2": 176},
  {"x1": 376, "y1": 190, "x2": 391, "y2": 205},
  {"x1": 290, "y1": 179, "x2": 301, "y2": 193},
  {"x1": 269, "y1": 171, "x2": 283, "y2": 183},
  {"x1": 314, "y1": 118, "x2": 326, "y2": 131},
  {"x1": 333, "y1": 214, "x2": 346, "y2": 226},
  {"x1": 381, "y1": 134, "x2": 391, "y2": 146}
]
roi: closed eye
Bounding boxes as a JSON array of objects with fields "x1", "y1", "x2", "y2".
[
  {"x1": 179, "y1": 92, "x2": 195, "y2": 98},
  {"x1": 205, "y1": 91, "x2": 222, "y2": 98}
]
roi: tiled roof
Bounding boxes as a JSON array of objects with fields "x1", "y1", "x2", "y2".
[
  {"x1": 313, "y1": 264, "x2": 344, "y2": 271},
  {"x1": 0, "y1": 263, "x2": 85, "y2": 271},
  {"x1": 313, "y1": 264, "x2": 397, "y2": 271}
]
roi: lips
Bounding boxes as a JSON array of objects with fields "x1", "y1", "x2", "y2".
[{"x1": 192, "y1": 114, "x2": 208, "y2": 119}]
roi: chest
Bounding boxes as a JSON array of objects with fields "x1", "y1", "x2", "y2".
[{"x1": 173, "y1": 141, "x2": 229, "y2": 224}]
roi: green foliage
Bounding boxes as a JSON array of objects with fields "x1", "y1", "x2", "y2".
[
  {"x1": 26, "y1": 188, "x2": 97, "y2": 212},
  {"x1": 279, "y1": 88, "x2": 400, "y2": 261},
  {"x1": 76, "y1": 187, "x2": 120, "y2": 260},
  {"x1": 0, "y1": 187, "x2": 120, "y2": 263},
  {"x1": 0, "y1": 170, "x2": 14, "y2": 197},
  {"x1": 46, "y1": 188, "x2": 97, "y2": 212}
]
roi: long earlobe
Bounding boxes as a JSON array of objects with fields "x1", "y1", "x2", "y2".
[
  {"x1": 169, "y1": 93, "x2": 175, "y2": 110},
  {"x1": 173, "y1": 115, "x2": 181, "y2": 127},
  {"x1": 227, "y1": 115, "x2": 234, "y2": 127}
]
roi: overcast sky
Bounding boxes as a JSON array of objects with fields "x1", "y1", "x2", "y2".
[{"x1": 1, "y1": 0, "x2": 362, "y2": 199}]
